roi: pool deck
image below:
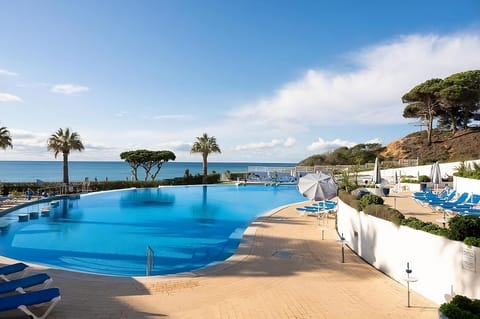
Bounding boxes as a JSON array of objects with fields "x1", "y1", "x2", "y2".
[{"x1": 0, "y1": 192, "x2": 439, "y2": 319}]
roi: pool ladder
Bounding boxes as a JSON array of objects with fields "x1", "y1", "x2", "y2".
[{"x1": 146, "y1": 246, "x2": 154, "y2": 276}]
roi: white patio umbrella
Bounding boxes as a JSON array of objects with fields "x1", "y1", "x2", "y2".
[
  {"x1": 372, "y1": 157, "x2": 382, "y2": 186},
  {"x1": 430, "y1": 161, "x2": 442, "y2": 191},
  {"x1": 297, "y1": 172, "x2": 338, "y2": 201}
]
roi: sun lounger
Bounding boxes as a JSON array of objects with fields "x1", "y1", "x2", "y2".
[
  {"x1": 311, "y1": 201, "x2": 337, "y2": 209},
  {"x1": 431, "y1": 192, "x2": 470, "y2": 211},
  {"x1": 416, "y1": 191, "x2": 456, "y2": 207},
  {"x1": 0, "y1": 287, "x2": 61, "y2": 319},
  {"x1": 0, "y1": 273, "x2": 52, "y2": 294},
  {"x1": 442, "y1": 194, "x2": 480, "y2": 213},
  {"x1": 0, "y1": 262, "x2": 29, "y2": 281}
]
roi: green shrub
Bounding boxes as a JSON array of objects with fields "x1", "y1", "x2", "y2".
[
  {"x1": 401, "y1": 217, "x2": 450, "y2": 236},
  {"x1": 439, "y1": 295, "x2": 480, "y2": 319},
  {"x1": 363, "y1": 204, "x2": 405, "y2": 226},
  {"x1": 359, "y1": 194, "x2": 384, "y2": 210},
  {"x1": 401, "y1": 216, "x2": 479, "y2": 247},
  {"x1": 453, "y1": 162, "x2": 480, "y2": 180},
  {"x1": 464, "y1": 237, "x2": 480, "y2": 247},
  {"x1": 400, "y1": 175, "x2": 419, "y2": 183},
  {"x1": 401, "y1": 217, "x2": 426, "y2": 229},
  {"x1": 338, "y1": 190, "x2": 361, "y2": 211},
  {"x1": 448, "y1": 215, "x2": 480, "y2": 241},
  {"x1": 418, "y1": 175, "x2": 431, "y2": 182}
]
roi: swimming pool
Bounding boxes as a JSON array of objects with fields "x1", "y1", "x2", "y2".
[{"x1": 0, "y1": 185, "x2": 304, "y2": 276}]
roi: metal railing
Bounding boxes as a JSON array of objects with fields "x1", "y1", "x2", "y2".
[{"x1": 146, "y1": 246, "x2": 154, "y2": 276}]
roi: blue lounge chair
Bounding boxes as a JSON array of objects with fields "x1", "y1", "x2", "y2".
[
  {"x1": 418, "y1": 191, "x2": 456, "y2": 207},
  {"x1": 443, "y1": 194, "x2": 480, "y2": 213},
  {"x1": 0, "y1": 262, "x2": 28, "y2": 281},
  {"x1": 432, "y1": 192, "x2": 470, "y2": 210},
  {"x1": 0, "y1": 287, "x2": 61, "y2": 319},
  {"x1": 0, "y1": 273, "x2": 52, "y2": 294}
]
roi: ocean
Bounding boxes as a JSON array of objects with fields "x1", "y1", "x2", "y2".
[{"x1": 0, "y1": 161, "x2": 297, "y2": 183}]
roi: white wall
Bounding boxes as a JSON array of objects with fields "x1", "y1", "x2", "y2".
[
  {"x1": 337, "y1": 200, "x2": 480, "y2": 305},
  {"x1": 454, "y1": 176, "x2": 480, "y2": 195},
  {"x1": 375, "y1": 159, "x2": 480, "y2": 185}
]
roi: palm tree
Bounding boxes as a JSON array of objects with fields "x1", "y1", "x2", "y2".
[
  {"x1": 0, "y1": 126, "x2": 13, "y2": 150},
  {"x1": 191, "y1": 133, "x2": 221, "y2": 184},
  {"x1": 47, "y1": 128, "x2": 85, "y2": 185}
]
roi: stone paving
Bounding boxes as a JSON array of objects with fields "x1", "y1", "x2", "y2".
[{"x1": 0, "y1": 194, "x2": 439, "y2": 319}]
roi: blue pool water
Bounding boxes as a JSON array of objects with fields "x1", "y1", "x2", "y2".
[{"x1": 0, "y1": 185, "x2": 304, "y2": 276}]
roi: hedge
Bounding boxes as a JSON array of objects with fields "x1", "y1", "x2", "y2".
[
  {"x1": 339, "y1": 190, "x2": 404, "y2": 226},
  {"x1": 401, "y1": 216, "x2": 480, "y2": 247},
  {"x1": 401, "y1": 217, "x2": 449, "y2": 237},
  {"x1": 364, "y1": 204, "x2": 405, "y2": 226},
  {"x1": 439, "y1": 295, "x2": 480, "y2": 319},
  {"x1": 340, "y1": 190, "x2": 480, "y2": 247},
  {"x1": 1, "y1": 173, "x2": 222, "y2": 194}
]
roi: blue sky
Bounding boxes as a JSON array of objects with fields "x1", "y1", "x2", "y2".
[{"x1": 1, "y1": 0, "x2": 480, "y2": 163}]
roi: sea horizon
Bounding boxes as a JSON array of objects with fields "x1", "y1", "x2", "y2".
[{"x1": 0, "y1": 160, "x2": 298, "y2": 183}]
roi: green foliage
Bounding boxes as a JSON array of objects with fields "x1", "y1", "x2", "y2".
[
  {"x1": 464, "y1": 237, "x2": 480, "y2": 247},
  {"x1": 417, "y1": 175, "x2": 431, "y2": 182},
  {"x1": 120, "y1": 149, "x2": 176, "y2": 181},
  {"x1": 400, "y1": 176, "x2": 420, "y2": 183},
  {"x1": 0, "y1": 126, "x2": 13, "y2": 150},
  {"x1": 359, "y1": 194, "x2": 384, "y2": 210},
  {"x1": 341, "y1": 194, "x2": 480, "y2": 245},
  {"x1": 439, "y1": 70, "x2": 480, "y2": 131},
  {"x1": 402, "y1": 78, "x2": 444, "y2": 144},
  {"x1": 47, "y1": 127, "x2": 85, "y2": 184},
  {"x1": 0, "y1": 172, "x2": 222, "y2": 195},
  {"x1": 363, "y1": 204, "x2": 405, "y2": 226},
  {"x1": 338, "y1": 190, "x2": 361, "y2": 211},
  {"x1": 92, "y1": 173, "x2": 221, "y2": 189},
  {"x1": 191, "y1": 133, "x2": 222, "y2": 183},
  {"x1": 401, "y1": 217, "x2": 450, "y2": 236},
  {"x1": 453, "y1": 161, "x2": 480, "y2": 180},
  {"x1": 402, "y1": 70, "x2": 480, "y2": 145},
  {"x1": 338, "y1": 170, "x2": 356, "y2": 191},
  {"x1": 448, "y1": 215, "x2": 480, "y2": 241},
  {"x1": 298, "y1": 143, "x2": 384, "y2": 166},
  {"x1": 439, "y1": 295, "x2": 480, "y2": 319},
  {"x1": 401, "y1": 216, "x2": 479, "y2": 246},
  {"x1": 339, "y1": 190, "x2": 404, "y2": 225}
]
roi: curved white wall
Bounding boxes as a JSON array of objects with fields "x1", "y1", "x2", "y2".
[
  {"x1": 454, "y1": 176, "x2": 480, "y2": 195},
  {"x1": 372, "y1": 159, "x2": 480, "y2": 185},
  {"x1": 337, "y1": 200, "x2": 480, "y2": 305}
]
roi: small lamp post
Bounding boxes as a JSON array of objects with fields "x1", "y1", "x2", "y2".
[
  {"x1": 336, "y1": 233, "x2": 346, "y2": 263},
  {"x1": 403, "y1": 262, "x2": 418, "y2": 307}
]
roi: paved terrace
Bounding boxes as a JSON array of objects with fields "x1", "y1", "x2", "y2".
[{"x1": 0, "y1": 193, "x2": 439, "y2": 319}]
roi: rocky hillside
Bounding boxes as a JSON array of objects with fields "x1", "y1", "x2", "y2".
[{"x1": 380, "y1": 127, "x2": 480, "y2": 164}]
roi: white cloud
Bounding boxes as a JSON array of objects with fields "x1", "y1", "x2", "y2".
[
  {"x1": 10, "y1": 129, "x2": 48, "y2": 146},
  {"x1": 115, "y1": 111, "x2": 128, "y2": 117},
  {"x1": 234, "y1": 137, "x2": 296, "y2": 151},
  {"x1": 0, "y1": 69, "x2": 18, "y2": 76},
  {"x1": 364, "y1": 137, "x2": 382, "y2": 144},
  {"x1": 159, "y1": 141, "x2": 192, "y2": 152},
  {"x1": 153, "y1": 114, "x2": 190, "y2": 120},
  {"x1": 51, "y1": 84, "x2": 90, "y2": 95},
  {"x1": 284, "y1": 137, "x2": 297, "y2": 147},
  {"x1": 231, "y1": 32, "x2": 480, "y2": 128},
  {"x1": 306, "y1": 137, "x2": 356, "y2": 152},
  {"x1": 0, "y1": 93, "x2": 22, "y2": 102}
]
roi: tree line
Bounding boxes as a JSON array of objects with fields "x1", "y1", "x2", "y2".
[
  {"x1": 299, "y1": 143, "x2": 384, "y2": 166},
  {"x1": 1, "y1": 127, "x2": 221, "y2": 188}
]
